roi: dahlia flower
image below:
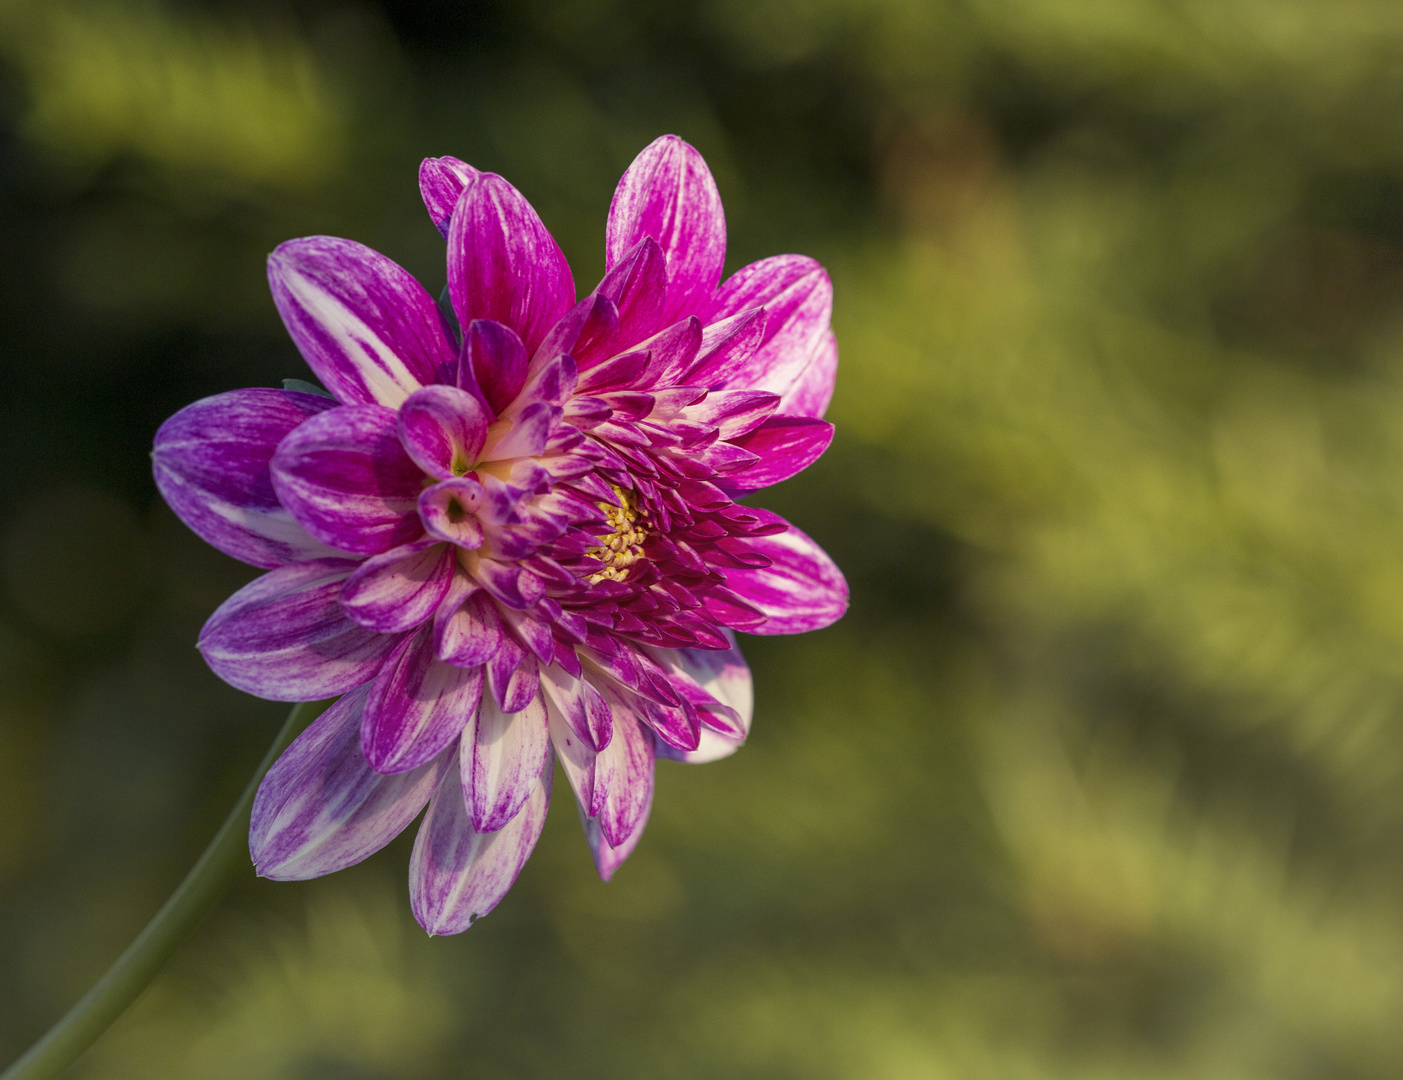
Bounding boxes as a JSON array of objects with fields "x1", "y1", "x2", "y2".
[{"x1": 152, "y1": 135, "x2": 847, "y2": 933}]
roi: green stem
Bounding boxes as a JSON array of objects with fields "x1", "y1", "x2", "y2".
[{"x1": 1, "y1": 699, "x2": 328, "y2": 1080}]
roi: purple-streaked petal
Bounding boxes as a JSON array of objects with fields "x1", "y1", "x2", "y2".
[
  {"x1": 268, "y1": 237, "x2": 455, "y2": 407},
  {"x1": 650, "y1": 637, "x2": 753, "y2": 764},
  {"x1": 410, "y1": 746, "x2": 552, "y2": 934},
  {"x1": 466, "y1": 690, "x2": 551, "y2": 831},
  {"x1": 488, "y1": 640, "x2": 539, "y2": 714},
  {"x1": 271, "y1": 404, "x2": 423, "y2": 555},
  {"x1": 704, "y1": 255, "x2": 831, "y2": 397},
  {"x1": 252, "y1": 685, "x2": 452, "y2": 880},
  {"x1": 592, "y1": 237, "x2": 668, "y2": 357},
  {"x1": 722, "y1": 417, "x2": 834, "y2": 492},
  {"x1": 420, "y1": 155, "x2": 480, "y2": 238},
  {"x1": 724, "y1": 516, "x2": 848, "y2": 634},
  {"x1": 362, "y1": 624, "x2": 484, "y2": 774},
  {"x1": 436, "y1": 590, "x2": 503, "y2": 668},
  {"x1": 152, "y1": 388, "x2": 338, "y2": 569},
  {"x1": 547, "y1": 694, "x2": 598, "y2": 815},
  {"x1": 606, "y1": 135, "x2": 726, "y2": 326},
  {"x1": 484, "y1": 401, "x2": 557, "y2": 460},
  {"x1": 199, "y1": 559, "x2": 399, "y2": 700},
  {"x1": 418, "y1": 478, "x2": 488, "y2": 549},
  {"x1": 538, "y1": 663, "x2": 613, "y2": 751},
  {"x1": 339, "y1": 539, "x2": 454, "y2": 634},
  {"x1": 447, "y1": 173, "x2": 575, "y2": 355},
  {"x1": 686, "y1": 307, "x2": 766, "y2": 388},
  {"x1": 592, "y1": 690, "x2": 655, "y2": 848},
  {"x1": 398, "y1": 384, "x2": 490, "y2": 480},
  {"x1": 776, "y1": 329, "x2": 837, "y2": 420},
  {"x1": 463, "y1": 319, "x2": 528, "y2": 416},
  {"x1": 580, "y1": 710, "x2": 654, "y2": 881}
]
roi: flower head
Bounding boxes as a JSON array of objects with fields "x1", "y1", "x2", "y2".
[{"x1": 152, "y1": 135, "x2": 847, "y2": 933}]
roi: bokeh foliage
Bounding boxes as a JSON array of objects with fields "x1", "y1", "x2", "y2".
[{"x1": 3, "y1": 0, "x2": 1403, "y2": 1076}]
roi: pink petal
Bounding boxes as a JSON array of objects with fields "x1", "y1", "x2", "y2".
[
  {"x1": 252, "y1": 685, "x2": 452, "y2": 880},
  {"x1": 703, "y1": 255, "x2": 831, "y2": 397},
  {"x1": 466, "y1": 690, "x2": 552, "y2": 831},
  {"x1": 776, "y1": 328, "x2": 837, "y2": 420},
  {"x1": 607, "y1": 135, "x2": 726, "y2": 326},
  {"x1": 270, "y1": 404, "x2": 424, "y2": 555},
  {"x1": 419, "y1": 155, "x2": 480, "y2": 238},
  {"x1": 409, "y1": 745, "x2": 552, "y2": 934},
  {"x1": 267, "y1": 237, "x2": 455, "y2": 407},
  {"x1": 447, "y1": 173, "x2": 575, "y2": 355},
  {"x1": 198, "y1": 559, "x2": 399, "y2": 701},
  {"x1": 338, "y1": 539, "x2": 455, "y2": 634},
  {"x1": 723, "y1": 515, "x2": 848, "y2": 634},
  {"x1": 722, "y1": 417, "x2": 834, "y2": 492},
  {"x1": 398, "y1": 384, "x2": 490, "y2": 480},
  {"x1": 152, "y1": 388, "x2": 338, "y2": 569},
  {"x1": 463, "y1": 318, "x2": 528, "y2": 416},
  {"x1": 547, "y1": 688, "x2": 598, "y2": 815},
  {"x1": 361, "y1": 624, "x2": 485, "y2": 774},
  {"x1": 650, "y1": 637, "x2": 753, "y2": 764}
]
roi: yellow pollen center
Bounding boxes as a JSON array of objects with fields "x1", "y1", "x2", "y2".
[{"x1": 585, "y1": 486, "x2": 648, "y2": 583}]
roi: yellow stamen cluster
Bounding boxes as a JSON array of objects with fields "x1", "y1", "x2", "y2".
[{"x1": 585, "y1": 486, "x2": 648, "y2": 583}]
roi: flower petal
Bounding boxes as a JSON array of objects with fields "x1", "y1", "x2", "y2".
[
  {"x1": 398, "y1": 384, "x2": 490, "y2": 480},
  {"x1": 338, "y1": 539, "x2": 454, "y2": 634},
  {"x1": 723, "y1": 516, "x2": 848, "y2": 634},
  {"x1": 152, "y1": 388, "x2": 338, "y2": 569},
  {"x1": 252, "y1": 685, "x2": 452, "y2": 880},
  {"x1": 776, "y1": 328, "x2": 837, "y2": 420},
  {"x1": 462, "y1": 318, "x2": 528, "y2": 416},
  {"x1": 199, "y1": 559, "x2": 399, "y2": 700},
  {"x1": 538, "y1": 663, "x2": 613, "y2": 751},
  {"x1": 418, "y1": 478, "x2": 488, "y2": 549},
  {"x1": 271, "y1": 404, "x2": 424, "y2": 555},
  {"x1": 466, "y1": 690, "x2": 552, "y2": 831},
  {"x1": 436, "y1": 590, "x2": 504, "y2": 668},
  {"x1": 592, "y1": 690, "x2": 655, "y2": 849},
  {"x1": 410, "y1": 745, "x2": 552, "y2": 935},
  {"x1": 703, "y1": 255, "x2": 831, "y2": 397},
  {"x1": 447, "y1": 173, "x2": 575, "y2": 354},
  {"x1": 419, "y1": 155, "x2": 479, "y2": 238},
  {"x1": 268, "y1": 237, "x2": 455, "y2": 407},
  {"x1": 607, "y1": 135, "x2": 726, "y2": 326},
  {"x1": 651, "y1": 637, "x2": 754, "y2": 764},
  {"x1": 721, "y1": 417, "x2": 834, "y2": 492},
  {"x1": 361, "y1": 624, "x2": 485, "y2": 774}
]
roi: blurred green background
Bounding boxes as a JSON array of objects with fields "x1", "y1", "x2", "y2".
[{"x1": 5, "y1": 0, "x2": 1403, "y2": 1076}]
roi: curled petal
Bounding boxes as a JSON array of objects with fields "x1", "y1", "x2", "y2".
[
  {"x1": 418, "y1": 478, "x2": 487, "y2": 549},
  {"x1": 362, "y1": 624, "x2": 484, "y2": 774},
  {"x1": 448, "y1": 173, "x2": 575, "y2": 354},
  {"x1": 651, "y1": 637, "x2": 753, "y2": 764},
  {"x1": 268, "y1": 237, "x2": 455, "y2": 407},
  {"x1": 251, "y1": 685, "x2": 451, "y2": 880},
  {"x1": 271, "y1": 404, "x2": 423, "y2": 555},
  {"x1": 466, "y1": 690, "x2": 552, "y2": 831},
  {"x1": 152, "y1": 388, "x2": 338, "y2": 569},
  {"x1": 724, "y1": 515, "x2": 848, "y2": 635},
  {"x1": 339, "y1": 539, "x2": 454, "y2": 634},
  {"x1": 607, "y1": 135, "x2": 726, "y2": 326},
  {"x1": 410, "y1": 745, "x2": 552, "y2": 935},
  {"x1": 398, "y1": 384, "x2": 490, "y2": 479},
  {"x1": 199, "y1": 560, "x2": 399, "y2": 701}
]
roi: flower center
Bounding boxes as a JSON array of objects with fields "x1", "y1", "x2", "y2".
[{"x1": 585, "y1": 486, "x2": 648, "y2": 583}]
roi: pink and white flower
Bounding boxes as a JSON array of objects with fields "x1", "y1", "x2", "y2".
[{"x1": 152, "y1": 135, "x2": 846, "y2": 933}]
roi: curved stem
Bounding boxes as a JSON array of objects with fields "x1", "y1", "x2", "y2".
[{"x1": 2, "y1": 699, "x2": 328, "y2": 1080}]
